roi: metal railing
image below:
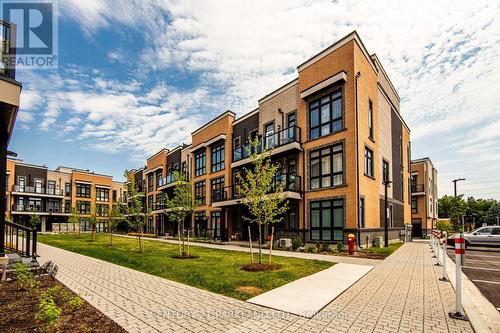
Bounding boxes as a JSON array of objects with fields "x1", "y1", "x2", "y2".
[
  {"x1": 411, "y1": 184, "x2": 424, "y2": 193},
  {"x1": 232, "y1": 126, "x2": 301, "y2": 162},
  {"x1": 12, "y1": 204, "x2": 65, "y2": 214},
  {"x1": 4, "y1": 221, "x2": 37, "y2": 259},
  {"x1": 12, "y1": 185, "x2": 64, "y2": 196},
  {"x1": 157, "y1": 171, "x2": 190, "y2": 188},
  {"x1": 211, "y1": 173, "x2": 301, "y2": 203}
]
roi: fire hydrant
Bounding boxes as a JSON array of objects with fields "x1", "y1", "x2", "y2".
[{"x1": 347, "y1": 233, "x2": 356, "y2": 255}]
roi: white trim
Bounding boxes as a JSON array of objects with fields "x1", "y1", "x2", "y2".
[
  {"x1": 190, "y1": 134, "x2": 227, "y2": 152},
  {"x1": 233, "y1": 108, "x2": 259, "y2": 125},
  {"x1": 191, "y1": 110, "x2": 235, "y2": 136},
  {"x1": 95, "y1": 184, "x2": 111, "y2": 189},
  {"x1": 300, "y1": 71, "x2": 347, "y2": 99},
  {"x1": 75, "y1": 180, "x2": 93, "y2": 185},
  {"x1": 167, "y1": 146, "x2": 182, "y2": 156},
  {"x1": 259, "y1": 79, "x2": 298, "y2": 104}
]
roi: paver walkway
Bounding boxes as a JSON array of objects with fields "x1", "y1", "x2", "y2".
[{"x1": 37, "y1": 241, "x2": 473, "y2": 332}]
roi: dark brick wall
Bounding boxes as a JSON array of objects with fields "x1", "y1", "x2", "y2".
[
  {"x1": 232, "y1": 112, "x2": 259, "y2": 144},
  {"x1": 15, "y1": 164, "x2": 47, "y2": 186},
  {"x1": 167, "y1": 149, "x2": 181, "y2": 171},
  {"x1": 391, "y1": 109, "x2": 403, "y2": 201}
]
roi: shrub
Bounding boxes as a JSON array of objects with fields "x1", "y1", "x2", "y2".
[
  {"x1": 13, "y1": 263, "x2": 38, "y2": 290},
  {"x1": 291, "y1": 236, "x2": 302, "y2": 250},
  {"x1": 337, "y1": 241, "x2": 344, "y2": 252},
  {"x1": 437, "y1": 219, "x2": 453, "y2": 233},
  {"x1": 321, "y1": 242, "x2": 330, "y2": 252},
  {"x1": 67, "y1": 294, "x2": 84, "y2": 311},
  {"x1": 36, "y1": 296, "x2": 61, "y2": 329}
]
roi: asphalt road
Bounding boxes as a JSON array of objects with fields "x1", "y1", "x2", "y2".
[{"x1": 447, "y1": 247, "x2": 500, "y2": 311}]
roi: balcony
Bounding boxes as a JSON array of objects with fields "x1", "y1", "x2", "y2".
[
  {"x1": 212, "y1": 173, "x2": 302, "y2": 207},
  {"x1": 12, "y1": 204, "x2": 68, "y2": 215},
  {"x1": 12, "y1": 185, "x2": 65, "y2": 197},
  {"x1": 157, "y1": 171, "x2": 189, "y2": 190},
  {"x1": 0, "y1": 21, "x2": 16, "y2": 80},
  {"x1": 232, "y1": 126, "x2": 302, "y2": 167},
  {"x1": 411, "y1": 184, "x2": 425, "y2": 195}
]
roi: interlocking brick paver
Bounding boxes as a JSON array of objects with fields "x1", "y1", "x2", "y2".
[{"x1": 37, "y1": 242, "x2": 473, "y2": 332}]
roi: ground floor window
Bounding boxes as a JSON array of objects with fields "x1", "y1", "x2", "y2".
[
  {"x1": 278, "y1": 201, "x2": 298, "y2": 231},
  {"x1": 310, "y1": 199, "x2": 344, "y2": 241},
  {"x1": 194, "y1": 212, "x2": 207, "y2": 237},
  {"x1": 210, "y1": 211, "x2": 223, "y2": 239}
]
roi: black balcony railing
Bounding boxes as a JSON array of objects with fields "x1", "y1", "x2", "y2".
[
  {"x1": 157, "y1": 171, "x2": 190, "y2": 188},
  {"x1": 12, "y1": 204, "x2": 65, "y2": 214},
  {"x1": 12, "y1": 185, "x2": 64, "y2": 196},
  {"x1": 411, "y1": 184, "x2": 424, "y2": 193},
  {"x1": 4, "y1": 221, "x2": 37, "y2": 259},
  {"x1": 232, "y1": 126, "x2": 301, "y2": 162},
  {"x1": 0, "y1": 21, "x2": 16, "y2": 80},
  {"x1": 211, "y1": 173, "x2": 301, "y2": 203}
]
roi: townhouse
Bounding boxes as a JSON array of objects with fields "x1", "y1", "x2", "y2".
[
  {"x1": 128, "y1": 31, "x2": 412, "y2": 246},
  {"x1": 5, "y1": 158, "x2": 126, "y2": 232},
  {"x1": 410, "y1": 158, "x2": 438, "y2": 237}
]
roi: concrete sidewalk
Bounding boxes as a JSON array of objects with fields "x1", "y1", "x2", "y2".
[
  {"x1": 37, "y1": 239, "x2": 474, "y2": 332},
  {"x1": 115, "y1": 234, "x2": 381, "y2": 266}
]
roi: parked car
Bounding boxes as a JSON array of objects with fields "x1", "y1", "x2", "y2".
[{"x1": 447, "y1": 226, "x2": 500, "y2": 248}]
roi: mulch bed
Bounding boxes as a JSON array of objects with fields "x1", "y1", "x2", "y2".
[
  {"x1": 0, "y1": 276, "x2": 125, "y2": 333},
  {"x1": 172, "y1": 255, "x2": 199, "y2": 259},
  {"x1": 241, "y1": 263, "x2": 282, "y2": 271}
]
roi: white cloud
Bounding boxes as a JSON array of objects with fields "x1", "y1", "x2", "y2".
[{"x1": 21, "y1": 0, "x2": 500, "y2": 198}]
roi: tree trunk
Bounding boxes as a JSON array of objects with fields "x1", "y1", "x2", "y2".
[
  {"x1": 268, "y1": 226, "x2": 274, "y2": 266},
  {"x1": 187, "y1": 227, "x2": 190, "y2": 257},
  {"x1": 178, "y1": 222, "x2": 182, "y2": 256},
  {"x1": 181, "y1": 223, "x2": 186, "y2": 256},
  {"x1": 248, "y1": 225, "x2": 254, "y2": 263},
  {"x1": 258, "y1": 223, "x2": 262, "y2": 264}
]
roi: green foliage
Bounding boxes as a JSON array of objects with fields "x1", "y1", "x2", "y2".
[
  {"x1": 68, "y1": 207, "x2": 81, "y2": 234},
  {"x1": 29, "y1": 213, "x2": 41, "y2": 229},
  {"x1": 36, "y1": 295, "x2": 61, "y2": 328},
  {"x1": 13, "y1": 263, "x2": 38, "y2": 290},
  {"x1": 484, "y1": 202, "x2": 500, "y2": 225},
  {"x1": 321, "y1": 242, "x2": 331, "y2": 252},
  {"x1": 337, "y1": 241, "x2": 344, "y2": 252},
  {"x1": 89, "y1": 205, "x2": 99, "y2": 241},
  {"x1": 439, "y1": 195, "x2": 499, "y2": 230},
  {"x1": 291, "y1": 235, "x2": 302, "y2": 250},
  {"x1": 107, "y1": 202, "x2": 124, "y2": 246},
  {"x1": 67, "y1": 294, "x2": 84, "y2": 311},
  {"x1": 436, "y1": 219, "x2": 453, "y2": 232},
  {"x1": 236, "y1": 137, "x2": 289, "y2": 264},
  {"x1": 123, "y1": 170, "x2": 150, "y2": 253}
]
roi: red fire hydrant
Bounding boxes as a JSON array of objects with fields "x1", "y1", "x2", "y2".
[{"x1": 348, "y1": 233, "x2": 355, "y2": 255}]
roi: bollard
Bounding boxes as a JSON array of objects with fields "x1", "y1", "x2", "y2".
[
  {"x1": 435, "y1": 231, "x2": 441, "y2": 265},
  {"x1": 449, "y1": 232, "x2": 468, "y2": 320},
  {"x1": 440, "y1": 231, "x2": 448, "y2": 281},
  {"x1": 432, "y1": 230, "x2": 437, "y2": 258}
]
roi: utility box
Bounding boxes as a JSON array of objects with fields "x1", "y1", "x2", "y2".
[{"x1": 374, "y1": 236, "x2": 384, "y2": 248}]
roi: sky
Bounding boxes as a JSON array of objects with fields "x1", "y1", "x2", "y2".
[{"x1": 8, "y1": 0, "x2": 500, "y2": 199}]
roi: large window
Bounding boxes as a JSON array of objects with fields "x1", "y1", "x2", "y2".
[
  {"x1": 96, "y1": 204, "x2": 109, "y2": 217},
  {"x1": 382, "y1": 160, "x2": 389, "y2": 184},
  {"x1": 211, "y1": 144, "x2": 225, "y2": 172},
  {"x1": 364, "y1": 147, "x2": 374, "y2": 178},
  {"x1": 195, "y1": 181, "x2": 206, "y2": 205},
  {"x1": 310, "y1": 199, "x2": 344, "y2": 241},
  {"x1": 368, "y1": 99, "x2": 374, "y2": 139},
  {"x1": 147, "y1": 173, "x2": 154, "y2": 192},
  {"x1": 76, "y1": 183, "x2": 91, "y2": 198},
  {"x1": 411, "y1": 198, "x2": 418, "y2": 213},
  {"x1": 310, "y1": 144, "x2": 343, "y2": 190},
  {"x1": 77, "y1": 201, "x2": 91, "y2": 214},
  {"x1": 65, "y1": 182, "x2": 71, "y2": 196},
  {"x1": 359, "y1": 198, "x2": 365, "y2": 229},
  {"x1": 195, "y1": 150, "x2": 206, "y2": 176},
  {"x1": 211, "y1": 177, "x2": 225, "y2": 202},
  {"x1": 96, "y1": 187, "x2": 109, "y2": 202},
  {"x1": 309, "y1": 90, "x2": 342, "y2": 140},
  {"x1": 147, "y1": 195, "x2": 153, "y2": 210}
]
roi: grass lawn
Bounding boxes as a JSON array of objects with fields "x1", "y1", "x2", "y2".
[
  {"x1": 39, "y1": 234, "x2": 333, "y2": 301},
  {"x1": 362, "y1": 242, "x2": 404, "y2": 255}
]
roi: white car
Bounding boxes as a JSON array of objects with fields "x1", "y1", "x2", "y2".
[{"x1": 448, "y1": 226, "x2": 500, "y2": 247}]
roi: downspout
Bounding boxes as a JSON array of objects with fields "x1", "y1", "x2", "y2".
[
  {"x1": 355, "y1": 71, "x2": 361, "y2": 248},
  {"x1": 278, "y1": 108, "x2": 284, "y2": 128}
]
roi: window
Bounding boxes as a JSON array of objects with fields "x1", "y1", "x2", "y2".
[
  {"x1": 147, "y1": 195, "x2": 153, "y2": 210},
  {"x1": 76, "y1": 183, "x2": 91, "y2": 198},
  {"x1": 64, "y1": 200, "x2": 70, "y2": 213},
  {"x1": 359, "y1": 198, "x2": 365, "y2": 228},
  {"x1": 309, "y1": 90, "x2": 342, "y2": 139},
  {"x1": 234, "y1": 137, "x2": 240, "y2": 149},
  {"x1": 65, "y1": 182, "x2": 71, "y2": 196},
  {"x1": 264, "y1": 123, "x2": 275, "y2": 148},
  {"x1": 77, "y1": 201, "x2": 91, "y2": 215},
  {"x1": 18, "y1": 176, "x2": 25, "y2": 191},
  {"x1": 287, "y1": 112, "x2": 296, "y2": 128},
  {"x1": 96, "y1": 204, "x2": 109, "y2": 217},
  {"x1": 211, "y1": 177, "x2": 225, "y2": 202},
  {"x1": 382, "y1": 160, "x2": 389, "y2": 183},
  {"x1": 211, "y1": 144, "x2": 225, "y2": 172},
  {"x1": 147, "y1": 173, "x2": 154, "y2": 192},
  {"x1": 411, "y1": 198, "x2": 418, "y2": 213},
  {"x1": 47, "y1": 181, "x2": 56, "y2": 195},
  {"x1": 364, "y1": 147, "x2": 374, "y2": 177},
  {"x1": 96, "y1": 187, "x2": 109, "y2": 202},
  {"x1": 5, "y1": 174, "x2": 8, "y2": 192},
  {"x1": 195, "y1": 150, "x2": 206, "y2": 176},
  {"x1": 310, "y1": 199, "x2": 344, "y2": 241},
  {"x1": 112, "y1": 190, "x2": 117, "y2": 202},
  {"x1": 368, "y1": 99, "x2": 374, "y2": 139},
  {"x1": 34, "y1": 179, "x2": 43, "y2": 193},
  {"x1": 310, "y1": 144, "x2": 343, "y2": 189},
  {"x1": 195, "y1": 181, "x2": 206, "y2": 205},
  {"x1": 155, "y1": 169, "x2": 162, "y2": 187}
]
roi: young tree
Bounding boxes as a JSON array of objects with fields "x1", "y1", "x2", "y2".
[
  {"x1": 236, "y1": 137, "x2": 288, "y2": 265},
  {"x1": 124, "y1": 170, "x2": 149, "y2": 253},
  {"x1": 438, "y1": 195, "x2": 467, "y2": 231},
  {"x1": 89, "y1": 204, "x2": 98, "y2": 241},
  {"x1": 484, "y1": 202, "x2": 500, "y2": 225},
  {"x1": 107, "y1": 202, "x2": 124, "y2": 246},
  {"x1": 166, "y1": 171, "x2": 196, "y2": 257},
  {"x1": 29, "y1": 213, "x2": 41, "y2": 230},
  {"x1": 68, "y1": 207, "x2": 81, "y2": 234}
]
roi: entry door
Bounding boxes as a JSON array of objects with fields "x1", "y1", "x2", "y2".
[
  {"x1": 265, "y1": 123, "x2": 275, "y2": 149},
  {"x1": 35, "y1": 179, "x2": 43, "y2": 193}
]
